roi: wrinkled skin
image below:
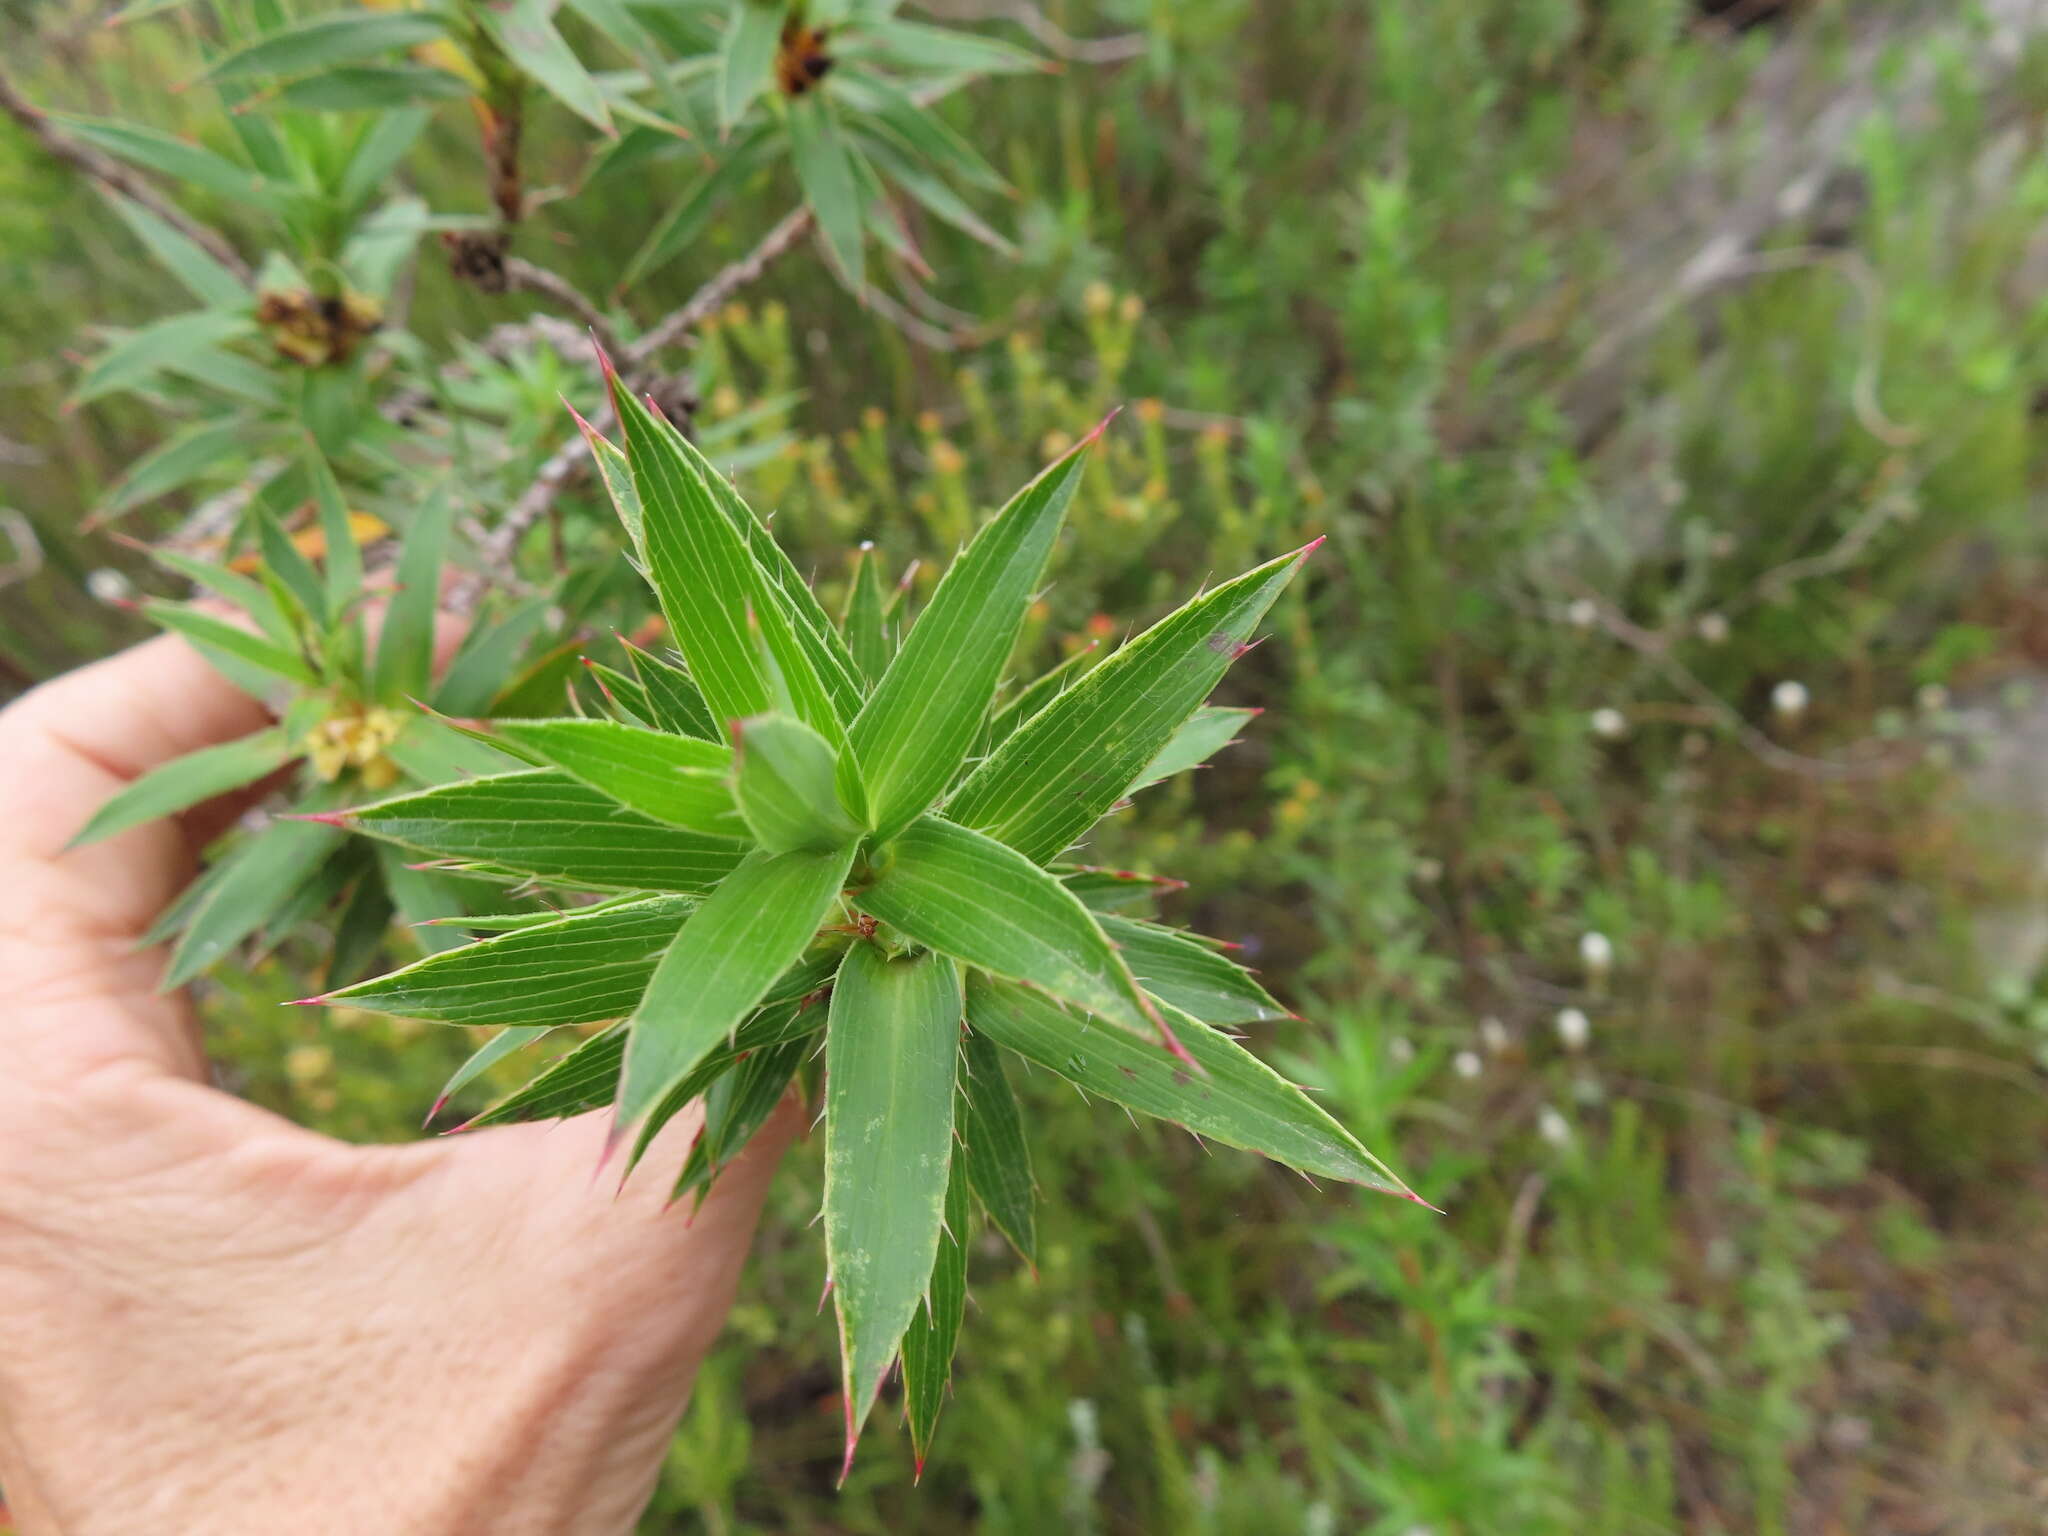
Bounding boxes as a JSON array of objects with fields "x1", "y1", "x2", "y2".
[{"x1": 0, "y1": 636, "x2": 796, "y2": 1534}]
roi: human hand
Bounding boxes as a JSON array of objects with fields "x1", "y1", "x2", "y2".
[{"x1": 0, "y1": 636, "x2": 798, "y2": 1536}]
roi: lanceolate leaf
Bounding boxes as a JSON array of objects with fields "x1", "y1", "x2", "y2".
[
  {"x1": 144, "y1": 602, "x2": 317, "y2": 688},
  {"x1": 855, "y1": 815, "x2": 1167, "y2": 1048},
  {"x1": 732, "y1": 712, "x2": 863, "y2": 852},
  {"x1": 488, "y1": 718, "x2": 743, "y2": 836},
  {"x1": 1058, "y1": 863, "x2": 1182, "y2": 915},
  {"x1": 717, "y1": 0, "x2": 783, "y2": 133},
  {"x1": 103, "y1": 191, "x2": 246, "y2": 306},
  {"x1": 985, "y1": 639, "x2": 1099, "y2": 750},
  {"x1": 841, "y1": 543, "x2": 890, "y2": 685},
  {"x1": 202, "y1": 10, "x2": 447, "y2": 81},
  {"x1": 429, "y1": 1026, "x2": 555, "y2": 1123},
  {"x1": 67, "y1": 727, "x2": 291, "y2": 850},
  {"x1": 947, "y1": 542, "x2": 1315, "y2": 865},
  {"x1": 470, "y1": 951, "x2": 838, "y2": 1126},
  {"x1": 54, "y1": 117, "x2": 289, "y2": 210},
  {"x1": 617, "y1": 843, "x2": 856, "y2": 1128},
  {"x1": 825, "y1": 943, "x2": 961, "y2": 1471},
  {"x1": 1128, "y1": 705, "x2": 1257, "y2": 794},
  {"x1": 645, "y1": 389, "x2": 867, "y2": 722},
  {"x1": 849, "y1": 438, "x2": 1093, "y2": 842},
  {"x1": 900, "y1": 1146, "x2": 970, "y2": 1471},
  {"x1": 671, "y1": 1030, "x2": 809, "y2": 1195},
  {"x1": 475, "y1": 0, "x2": 616, "y2": 134},
  {"x1": 1100, "y1": 915, "x2": 1289, "y2": 1026},
  {"x1": 73, "y1": 311, "x2": 254, "y2": 407},
  {"x1": 347, "y1": 769, "x2": 747, "y2": 892},
  {"x1": 788, "y1": 96, "x2": 865, "y2": 291},
  {"x1": 622, "y1": 125, "x2": 777, "y2": 289},
  {"x1": 607, "y1": 375, "x2": 839, "y2": 741},
  {"x1": 621, "y1": 642, "x2": 719, "y2": 741},
  {"x1": 371, "y1": 491, "x2": 451, "y2": 705},
  {"x1": 165, "y1": 809, "x2": 343, "y2": 987},
  {"x1": 966, "y1": 975, "x2": 1415, "y2": 1197},
  {"x1": 104, "y1": 419, "x2": 252, "y2": 517},
  {"x1": 325, "y1": 894, "x2": 695, "y2": 1026},
  {"x1": 959, "y1": 1026, "x2": 1035, "y2": 1263}
]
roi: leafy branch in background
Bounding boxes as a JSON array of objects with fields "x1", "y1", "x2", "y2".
[
  {"x1": 0, "y1": 0, "x2": 1063, "y2": 981},
  {"x1": 312, "y1": 364, "x2": 1415, "y2": 1472}
]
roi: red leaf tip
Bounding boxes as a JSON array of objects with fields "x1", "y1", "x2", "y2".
[
  {"x1": 283, "y1": 995, "x2": 329, "y2": 1008},
  {"x1": 286, "y1": 811, "x2": 352, "y2": 828},
  {"x1": 1295, "y1": 534, "x2": 1328, "y2": 558},
  {"x1": 1079, "y1": 404, "x2": 1124, "y2": 449}
]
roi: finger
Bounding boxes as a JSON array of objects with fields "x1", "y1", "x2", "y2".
[
  {"x1": 0, "y1": 635, "x2": 270, "y2": 1084},
  {"x1": 0, "y1": 633, "x2": 271, "y2": 885}
]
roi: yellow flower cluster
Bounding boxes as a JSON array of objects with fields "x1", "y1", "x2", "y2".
[{"x1": 304, "y1": 705, "x2": 405, "y2": 789}]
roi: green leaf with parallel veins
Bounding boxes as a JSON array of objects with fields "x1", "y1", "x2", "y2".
[
  {"x1": 622, "y1": 125, "x2": 776, "y2": 289},
  {"x1": 967, "y1": 975, "x2": 1415, "y2": 1197},
  {"x1": 901, "y1": 1142, "x2": 970, "y2": 1469},
  {"x1": 1100, "y1": 915, "x2": 1288, "y2": 1026},
  {"x1": 475, "y1": 0, "x2": 616, "y2": 134},
  {"x1": 825, "y1": 943, "x2": 960, "y2": 1467},
  {"x1": 1055, "y1": 864, "x2": 1178, "y2": 916},
  {"x1": 429, "y1": 1026, "x2": 555, "y2": 1122},
  {"x1": 55, "y1": 116, "x2": 289, "y2": 210},
  {"x1": 608, "y1": 376, "x2": 838, "y2": 740},
  {"x1": 202, "y1": 10, "x2": 447, "y2": 80},
  {"x1": 488, "y1": 719, "x2": 743, "y2": 837},
  {"x1": 274, "y1": 63, "x2": 474, "y2": 111},
  {"x1": 947, "y1": 543, "x2": 1314, "y2": 865},
  {"x1": 673, "y1": 1029, "x2": 810, "y2": 1197},
  {"x1": 841, "y1": 543, "x2": 891, "y2": 685},
  {"x1": 984, "y1": 640, "x2": 1099, "y2": 751},
  {"x1": 143, "y1": 601, "x2": 317, "y2": 688},
  {"x1": 73, "y1": 311, "x2": 254, "y2": 407},
  {"x1": 959, "y1": 1025, "x2": 1035, "y2": 1263},
  {"x1": 732, "y1": 712, "x2": 863, "y2": 852},
  {"x1": 848, "y1": 438, "x2": 1093, "y2": 842},
  {"x1": 348, "y1": 769, "x2": 747, "y2": 892},
  {"x1": 855, "y1": 815, "x2": 1166, "y2": 1047},
  {"x1": 165, "y1": 806, "x2": 344, "y2": 987},
  {"x1": 1127, "y1": 705, "x2": 1257, "y2": 793},
  {"x1": 326, "y1": 894, "x2": 695, "y2": 1025},
  {"x1": 859, "y1": 17, "x2": 1041, "y2": 75},
  {"x1": 617, "y1": 842, "x2": 856, "y2": 1128},
  {"x1": 470, "y1": 950, "x2": 837, "y2": 1126},
  {"x1": 103, "y1": 191, "x2": 246, "y2": 307},
  {"x1": 67, "y1": 727, "x2": 292, "y2": 850},
  {"x1": 717, "y1": 0, "x2": 783, "y2": 132},
  {"x1": 371, "y1": 491, "x2": 451, "y2": 705},
  {"x1": 103, "y1": 419, "x2": 252, "y2": 518},
  {"x1": 620, "y1": 642, "x2": 719, "y2": 741},
  {"x1": 788, "y1": 95, "x2": 865, "y2": 292},
  {"x1": 662, "y1": 407, "x2": 866, "y2": 723}
]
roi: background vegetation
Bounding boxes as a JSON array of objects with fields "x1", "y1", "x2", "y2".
[{"x1": 8, "y1": 0, "x2": 2048, "y2": 1531}]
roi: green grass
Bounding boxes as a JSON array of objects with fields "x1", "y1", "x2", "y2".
[{"x1": 9, "y1": 1, "x2": 2048, "y2": 1531}]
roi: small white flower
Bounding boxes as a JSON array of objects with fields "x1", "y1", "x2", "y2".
[
  {"x1": 85, "y1": 567, "x2": 132, "y2": 604},
  {"x1": 1480, "y1": 1016, "x2": 1510, "y2": 1054},
  {"x1": 1916, "y1": 683, "x2": 1949, "y2": 713},
  {"x1": 1555, "y1": 1007, "x2": 1591, "y2": 1052},
  {"x1": 1388, "y1": 1036, "x2": 1415, "y2": 1066},
  {"x1": 1590, "y1": 707, "x2": 1627, "y2": 740},
  {"x1": 1413, "y1": 857, "x2": 1443, "y2": 884},
  {"x1": 1537, "y1": 1105, "x2": 1572, "y2": 1147},
  {"x1": 1566, "y1": 598, "x2": 1598, "y2": 629},
  {"x1": 1695, "y1": 612, "x2": 1729, "y2": 644},
  {"x1": 1772, "y1": 679, "x2": 1809, "y2": 722},
  {"x1": 1453, "y1": 1049, "x2": 1482, "y2": 1080},
  {"x1": 1579, "y1": 931, "x2": 1613, "y2": 975}
]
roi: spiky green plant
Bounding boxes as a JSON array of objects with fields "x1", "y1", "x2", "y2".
[{"x1": 313, "y1": 358, "x2": 1418, "y2": 1474}]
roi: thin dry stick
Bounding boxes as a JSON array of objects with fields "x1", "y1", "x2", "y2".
[
  {"x1": 503, "y1": 258, "x2": 622, "y2": 356},
  {"x1": 0, "y1": 63, "x2": 252, "y2": 285},
  {"x1": 625, "y1": 204, "x2": 815, "y2": 368}
]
